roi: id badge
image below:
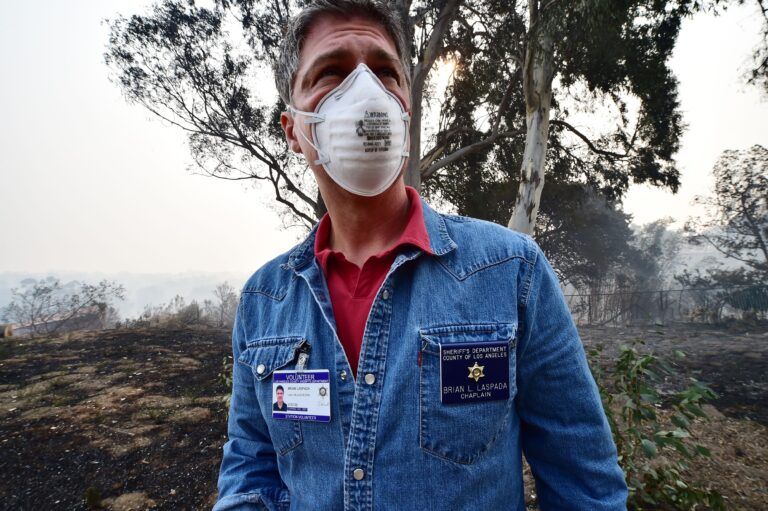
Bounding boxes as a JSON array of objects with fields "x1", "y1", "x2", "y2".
[
  {"x1": 440, "y1": 341, "x2": 510, "y2": 404},
  {"x1": 272, "y1": 370, "x2": 331, "y2": 422}
]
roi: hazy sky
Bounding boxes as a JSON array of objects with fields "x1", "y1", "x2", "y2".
[{"x1": 1, "y1": 1, "x2": 767, "y2": 275}]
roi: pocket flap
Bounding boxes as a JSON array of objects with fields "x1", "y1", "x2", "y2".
[
  {"x1": 238, "y1": 336, "x2": 307, "y2": 381},
  {"x1": 419, "y1": 322, "x2": 517, "y2": 355}
]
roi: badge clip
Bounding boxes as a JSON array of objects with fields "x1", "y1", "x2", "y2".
[{"x1": 295, "y1": 340, "x2": 311, "y2": 372}]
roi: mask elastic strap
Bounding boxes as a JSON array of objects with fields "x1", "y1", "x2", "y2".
[
  {"x1": 289, "y1": 105, "x2": 330, "y2": 164},
  {"x1": 295, "y1": 125, "x2": 330, "y2": 165},
  {"x1": 288, "y1": 105, "x2": 325, "y2": 124}
]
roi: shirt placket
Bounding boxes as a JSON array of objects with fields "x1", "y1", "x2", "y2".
[
  {"x1": 294, "y1": 243, "x2": 425, "y2": 511},
  {"x1": 341, "y1": 247, "x2": 423, "y2": 511},
  {"x1": 294, "y1": 257, "x2": 357, "y2": 445}
]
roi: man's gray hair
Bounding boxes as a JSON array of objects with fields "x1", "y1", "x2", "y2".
[{"x1": 274, "y1": 0, "x2": 411, "y2": 106}]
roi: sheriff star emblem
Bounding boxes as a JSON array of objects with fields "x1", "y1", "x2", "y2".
[{"x1": 467, "y1": 361, "x2": 485, "y2": 382}]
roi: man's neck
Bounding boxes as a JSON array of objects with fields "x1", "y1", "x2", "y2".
[{"x1": 322, "y1": 181, "x2": 410, "y2": 268}]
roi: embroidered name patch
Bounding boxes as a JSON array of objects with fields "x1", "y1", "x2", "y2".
[{"x1": 440, "y1": 341, "x2": 510, "y2": 404}]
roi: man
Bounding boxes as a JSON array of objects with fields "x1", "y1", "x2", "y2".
[
  {"x1": 273, "y1": 386, "x2": 289, "y2": 412},
  {"x1": 213, "y1": 1, "x2": 628, "y2": 510}
]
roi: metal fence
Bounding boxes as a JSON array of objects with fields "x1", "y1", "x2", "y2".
[{"x1": 563, "y1": 285, "x2": 768, "y2": 326}]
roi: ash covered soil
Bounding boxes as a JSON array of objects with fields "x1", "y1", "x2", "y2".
[{"x1": 0, "y1": 323, "x2": 766, "y2": 510}]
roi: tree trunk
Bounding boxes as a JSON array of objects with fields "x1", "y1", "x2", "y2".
[
  {"x1": 392, "y1": 0, "x2": 421, "y2": 191},
  {"x1": 405, "y1": 90, "x2": 424, "y2": 191},
  {"x1": 507, "y1": 15, "x2": 554, "y2": 236},
  {"x1": 401, "y1": 0, "x2": 460, "y2": 193},
  {"x1": 314, "y1": 188, "x2": 327, "y2": 219}
]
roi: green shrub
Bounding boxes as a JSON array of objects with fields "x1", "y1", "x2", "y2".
[
  {"x1": 589, "y1": 340, "x2": 725, "y2": 510},
  {"x1": 218, "y1": 355, "x2": 233, "y2": 391},
  {"x1": 219, "y1": 354, "x2": 233, "y2": 419},
  {"x1": 83, "y1": 485, "x2": 102, "y2": 509}
]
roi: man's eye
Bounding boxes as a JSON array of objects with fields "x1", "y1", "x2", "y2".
[
  {"x1": 319, "y1": 68, "x2": 341, "y2": 79},
  {"x1": 376, "y1": 67, "x2": 400, "y2": 84},
  {"x1": 377, "y1": 67, "x2": 396, "y2": 78}
]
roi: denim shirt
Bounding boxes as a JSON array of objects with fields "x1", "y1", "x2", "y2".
[{"x1": 213, "y1": 198, "x2": 628, "y2": 511}]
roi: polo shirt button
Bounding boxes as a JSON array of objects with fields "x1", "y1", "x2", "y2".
[
  {"x1": 381, "y1": 289, "x2": 390, "y2": 300},
  {"x1": 353, "y1": 468, "x2": 365, "y2": 480},
  {"x1": 364, "y1": 373, "x2": 376, "y2": 385},
  {"x1": 256, "y1": 364, "x2": 266, "y2": 375},
  {"x1": 340, "y1": 370, "x2": 348, "y2": 381}
]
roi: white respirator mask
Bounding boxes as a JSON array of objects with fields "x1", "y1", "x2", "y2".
[{"x1": 288, "y1": 63, "x2": 411, "y2": 197}]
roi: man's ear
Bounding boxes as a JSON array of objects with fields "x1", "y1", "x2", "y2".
[{"x1": 280, "y1": 110, "x2": 303, "y2": 154}]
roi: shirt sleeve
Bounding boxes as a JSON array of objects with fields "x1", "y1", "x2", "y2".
[
  {"x1": 516, "y1": 238, "x2": 628, "y2": 511},
  {"x1": 213, "y1": 298, "x2": 290, "y2": 511}
]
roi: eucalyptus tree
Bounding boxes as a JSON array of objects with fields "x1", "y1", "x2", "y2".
[
  {"x1": 684, "y1": 145, "x2": 768, "y2": 280},
  {"x1": 423, "y1": 0, "x2": 703, "y2": 236},
  {"x1": 746, "y1": 0, "x2": 767, "y2": 93},
  {"x1": 106, "y1": 0, "x2": 693, "y2": 224}
]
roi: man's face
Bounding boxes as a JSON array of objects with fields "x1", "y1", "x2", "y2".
[
  {"x1": 276, "y1": 388, "x2": 284, "y2": 404},
  {"x1": 280, "y1": 13, "x2": 410, "y2": 173}
]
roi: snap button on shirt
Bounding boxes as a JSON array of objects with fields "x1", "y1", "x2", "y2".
[
  {"x1": 364, "y1": 373, "x2": 375, "y2": 385},
  {"x1": 353, "y1": 468, "x2": 365, "y2": 480},
  {"x1": 255, "y1": 364, "x2": 265, "y2": 375}
]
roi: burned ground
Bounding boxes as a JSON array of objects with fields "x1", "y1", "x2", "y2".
[
  {"x1": 0, "y1": 328, "x2": 230, "y2": 510},
  {"x1": 0, "y1": 323, "x2": 765, "y2": 510}
]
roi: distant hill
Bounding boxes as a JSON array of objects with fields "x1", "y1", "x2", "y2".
[
  {"x1": 0, "y1": 270, "x2": 252, "y2": 321},
  {"x1": 0, "y1": 230, "x2": 745, "y2": 323}
]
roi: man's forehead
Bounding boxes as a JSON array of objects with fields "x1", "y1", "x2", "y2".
[
  {"x1": 296, "y1": 14, "x2": 400, "y2": 71},
  {"x1": 295, "y1": 44, "x2": 402, "y2": 97}
]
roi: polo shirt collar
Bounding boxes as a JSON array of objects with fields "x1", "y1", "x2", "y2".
[
  {"x1": 314, "y1": 185, "x2": 434, "y2": 268},
  {"x1": 285, "y1": 187, "x2": 456, "y2": 271}
]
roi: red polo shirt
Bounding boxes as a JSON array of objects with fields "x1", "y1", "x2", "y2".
[{"x1": 314, "y1": 185, "x2": 433, "y2": 378}]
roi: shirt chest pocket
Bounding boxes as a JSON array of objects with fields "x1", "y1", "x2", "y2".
[
  {"x1": 238, "y1": 336, "x2": 307, "y2": 455},
  {"x1": 418, "y1": 323, "x2": 518, "y2": 465}
]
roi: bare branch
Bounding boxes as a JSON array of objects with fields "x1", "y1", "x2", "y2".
[
  {"x1": 412, "y1": 0, "x2": 461, "y2": 88},
  {"x1": 421, "y1": 129, "x2": 525, "y2": 179},
  {"x1": 551, "y1": 120, "x2": 630, "y2": 159},
  {"x1": 420, "y1": 67, "x2": 523, "y2": 180}
]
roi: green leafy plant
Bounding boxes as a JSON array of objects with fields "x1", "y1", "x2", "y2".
[
  {"x1": 218, "y1": 354, "x2": 233, "y2": 417},
  {"x1": 83, "y1": 485, "x2": 102, "y2": 509},
  {"x1": 589, "y1": 340, "x2": 725, "y2": 510},
  {"x1": 218, "y1": 355, "x2": 233, "y2": 391}
]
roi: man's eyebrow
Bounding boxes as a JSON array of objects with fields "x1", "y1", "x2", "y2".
[
  {"x1": 370, "y1": 48, "x2": 402, "y2": 68},
  {"x1": 299, "y1": 48, "x2": 353, "y2": 90},
  {"x1": 298, "y1": 47, "x2": 404, "y2": 90}
]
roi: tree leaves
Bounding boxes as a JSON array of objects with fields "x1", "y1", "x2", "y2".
[
  {"x1": 641, "y1": 438, "x2": 658, "y2": 458},
  {"x1": 684, "y1": 145, "x2": 768, "y2": 279}
]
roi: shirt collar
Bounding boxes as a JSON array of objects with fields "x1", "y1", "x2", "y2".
[
  {"x1": 285, "y1": 186, "x2": 456, "y2": 271},
  {"x1": 313, "y1": 185, "x2": 433, "y2": 269}
]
